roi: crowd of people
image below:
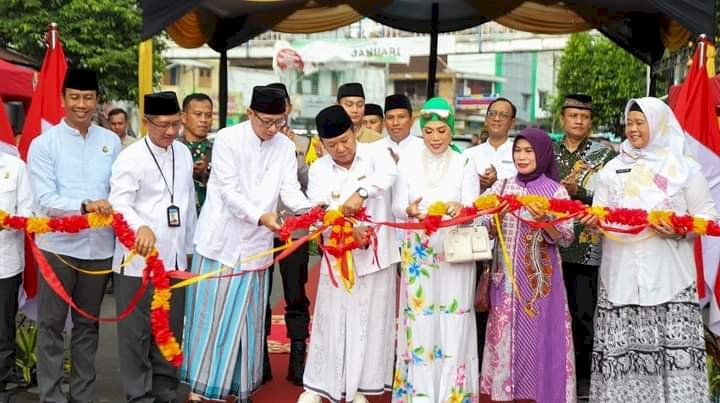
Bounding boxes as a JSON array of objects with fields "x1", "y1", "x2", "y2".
[{"x1": 0, "y1": 66, "x2": 717, "y2": 403}]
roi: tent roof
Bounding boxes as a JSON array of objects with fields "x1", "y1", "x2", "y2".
[{"x1": 142, "y1": 0, "x2": 715, "y2": 64}]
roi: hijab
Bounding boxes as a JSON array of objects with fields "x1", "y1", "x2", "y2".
[
  {"x1": 419, "y1": 97, "x2": 463, "y2": 153},
  {"x1": 513, "y1": 127, "x2": 559, "y2": 184},
  {"x1": 618, "y1": 97, "x2": 694, "y2": 209}
]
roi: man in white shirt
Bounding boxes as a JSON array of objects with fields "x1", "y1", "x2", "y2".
[
  {"x1": 263, "y1": 82, "x2": 312, "y2": 386},
  {"x1": 27, "y1": 68, "x2": 121, "y2": 403},
  {"x1": 298, "y1": 105, "x2": 399, "y2": 403},
  {"x1": 464, "y1": 97, "x2": 518, "y2": 192},
  {"x1": 0, "y1": 150, "x2": 33, "y2": 403},
  {"x1": 181, "y1": 86, "x2": 312, "y2": 403},
  {"x1": 379, "y1": 94, "x2": 422, "y2": 163},
  {"x1": 109, "y1": 92, "x2": 196, "y2": 403}
]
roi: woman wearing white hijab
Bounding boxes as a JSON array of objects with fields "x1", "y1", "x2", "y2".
[{"x1": 585, "y1": 97, "x2": 718, "y2": 402}]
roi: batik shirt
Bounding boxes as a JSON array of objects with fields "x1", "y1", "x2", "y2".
[
  {"x1": 180, "y1": 136, "x2": 212, "y2": 212},
  {"x1": 553, "y1": 137, "x2": 617, "y2": 266}
]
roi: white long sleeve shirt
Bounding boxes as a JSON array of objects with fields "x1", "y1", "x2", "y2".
[
  {"x1": 194, "y1": 121, "x2": 312, "y2": 269},
  {"x1": 594, "y1": 158, "x2": 719, "y2": 305},
  {"x1": 109, "y1": 138, "x2": 197, "y2": 276},
  {"x1": 0, "y1": 152, "x2": 34, "y2": 278},
  {"x1": 464, "y1": 139, "x2": 517, "y2": 180},
  {"x1": 378, "y1": 134, "x2": 424, "y2": 163},
  {"x1": 307, "y1": 142, "x2": 400, "y2": 275}
]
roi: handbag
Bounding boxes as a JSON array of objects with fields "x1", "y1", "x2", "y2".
[
  {"x1": 443, "y1": 224, "x2": 492, "y2": 263},
  {"x1": 473, "y1": 179, "x2": 508, "y2": 312}
]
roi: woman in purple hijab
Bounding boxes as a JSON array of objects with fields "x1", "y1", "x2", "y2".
[{"x1": 480, "y1": 128, "x2": 577, "y2": 403}]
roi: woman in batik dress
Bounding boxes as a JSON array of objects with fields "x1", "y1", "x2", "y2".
[
  {"x1": 391, "y1": 97, "x2": 480, "y2": 402},
  {"x1": 480, "y1": 128, "x2": 576, "y2": 403},
  {"x1": 585, "y1": 97, "x2": 716, "y2": 402}
]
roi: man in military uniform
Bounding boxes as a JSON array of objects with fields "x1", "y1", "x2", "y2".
[
  {"x1": 180, "y1": 93, "x2": 214, "y2": 212},
  {"x1": 553, "y1": 94, "x2": 616, "y2": 398}
]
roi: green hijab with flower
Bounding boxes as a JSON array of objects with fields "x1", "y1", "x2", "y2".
[{"x1": 419, "y1": 96, "x2": 462, "y2": 153}]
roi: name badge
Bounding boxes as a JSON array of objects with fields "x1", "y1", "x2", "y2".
[
  {"x1": 501, "y1": 160, "x2": 513, "y2": 164},
  {"x1": 167, "y1": 205, "x2": 181, "y2": 227},
  {"x1": 615, "y1": 168, "x2": 631, "y2": 174}
]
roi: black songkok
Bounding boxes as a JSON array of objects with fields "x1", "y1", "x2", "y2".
[
  {"x1": 250, "y1": 86, "x2": 286, "y2": 115},
  {"x1": 336, "y1": 82, "x2": 365, "y2": 101},
  {"x1": 63, "y1": 68, "x2": 98, "y2": 92},
  {"x1": 267, "y1": 82, "x2": 291, "y2": 105},
  {"x1": 384, "y1": 94, "x2": 412, "y2": 113},
  {"x1": 144, "y1": 91, "x2": 180, "y2": 115},
  {"x1": 316, "y1": 105, "x2": 352, "y2": 139},
  {"x1": 364, "y1": 103, "x2": 383, "y2": 118},
  {"x1": 562, "y1": 94, "x2": 592, "y2": 111}
]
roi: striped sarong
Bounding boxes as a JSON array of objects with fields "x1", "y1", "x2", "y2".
[{"x1": 180, "y1": 251, "x2": 268, "y2": 399}]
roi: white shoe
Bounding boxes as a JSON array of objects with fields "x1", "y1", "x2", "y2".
[
  {"x1": 352, "y1": 394, "x2": 369, "y2": 403},
  {"x1": 297, "y1": 391, "x2": 322, "y2": 403}
]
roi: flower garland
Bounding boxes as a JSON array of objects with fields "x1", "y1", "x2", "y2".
[{"x1": 0, "y1": 210, "x2": 181, "y2": 367}]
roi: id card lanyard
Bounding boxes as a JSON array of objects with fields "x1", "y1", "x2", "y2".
[{"x1": 145, "y1": 138, "x2": 180, "y2": 227}]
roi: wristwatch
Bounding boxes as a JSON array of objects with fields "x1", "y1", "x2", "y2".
[
  {"x1": 81, "y1": 199, "x2": 92, "y2": 215},
  {"x1": 355, "y1": 187, "x2": 369, "y2": 199}
]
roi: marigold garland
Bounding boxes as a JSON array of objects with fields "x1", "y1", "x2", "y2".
[{"x1": 0, "y1": 210, "x2": 181, "y2": 367}]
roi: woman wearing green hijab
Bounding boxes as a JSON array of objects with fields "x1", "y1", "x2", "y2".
[{"x1": 391, "y1": 97, "x2": 480, "y2": 401}]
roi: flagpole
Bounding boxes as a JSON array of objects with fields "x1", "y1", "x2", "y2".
[
  {"x1": 47, "y1": 22, "x2": 58, "y2": 50},
  {"x1": 699, "y1": 34, "x2": 707, "y2": 69}
]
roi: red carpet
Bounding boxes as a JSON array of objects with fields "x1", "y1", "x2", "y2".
[{"x1": 259, "y1": 261, "x2": 391, "y2": 402}]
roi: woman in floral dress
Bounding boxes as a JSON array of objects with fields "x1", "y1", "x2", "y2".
[
  {"x1": 480, "y1": 128, "x2": 576, "y2": 403},
  {"x1": 392, "y1": 97, "x2": 480, "y2": 402}
]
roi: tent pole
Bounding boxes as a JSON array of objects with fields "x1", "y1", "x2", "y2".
[
  {"x1": 219, "y1": 49, "x2": 228, "y2": 128},
  {"x1": 648, "y1": 63, "x2": 656, "y2": 97},
  {"x1": 426, "y1": 2, "x2": 439, "y2": 99}
]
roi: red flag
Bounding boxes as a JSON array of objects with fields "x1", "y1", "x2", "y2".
[
  {"x1": 18, "y1": 24, "x2": 67, "y2": 161},
  {"x1": 18, "y1": 24, "x2": 67, "y2": 300},
  {"x1": 672, "y1": 39, "x2": 720, "y2": 334},
  {"x1": 0, "y1": 94, "x2": 18, "y2": 155}
]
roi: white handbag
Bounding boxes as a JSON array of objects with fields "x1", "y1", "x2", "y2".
[{"x1": 443, "y1": 224, "x2": 492, "y2": 263}]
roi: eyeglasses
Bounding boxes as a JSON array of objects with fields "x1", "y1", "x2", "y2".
[
  {"x1": 420, "y1": 109, "x2": 451, "y2": 122},
  {"x1": 255, "y1": 114, "x2": 287, "y2": 129},
  {"x1": 147, "y1": 118, "x2": 183, "y2": 131},
  {"x1": 487, "y1": 110, "x2": 512, "y2": 120}
]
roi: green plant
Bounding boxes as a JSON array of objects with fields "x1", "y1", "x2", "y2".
[{"x1": 15, "y1": 321, "x2": 37, "y2": 385}]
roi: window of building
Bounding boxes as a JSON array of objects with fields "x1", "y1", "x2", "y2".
[
  {"x1": 297, "y1": 72, "x2": 319, "y2": 95},
  {"x1": 162, "y1": 66, "x2": 180, "y2": 86},
  {"x1": 522, "y1": 93, "x2": 531, "y2": 111},
  {"x1": 538, "y1": 90, "x2": 548, "y2": 109},
  {"x1": 198, "y1": 68, "x2": 212, "y2": 88}
]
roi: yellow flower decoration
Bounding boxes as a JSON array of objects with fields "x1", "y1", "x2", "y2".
[
  {"x1": 427, "y1": 201, "x2": 447, "y2": 216},
  {"x1": 323, "y1": 209, "x2": 343, "y2": 226},
  {"x1": 411, "y1": 296, "x2": 424, "y2": 309},
  {"x1": 327, "y1": 238, "x2": 337, "y2": 247},
  {"x1": 393, "y1": 369, "x2": 403, "y2": 389},
  {"x1": 694, "y1": 217, "x2": 709, "y2": 235},
  {"x1": 585, "y1": 206, "x2": 608, "y2": 220},
  {"x1": 26, "y1": 217, "x2": 52, "y2": 234},
  {"x1": 87, "y1": 213, "x2": 113, "y2": 228},
  {"x1": 648, "y1": 210, "x2": 672, "y2": 226},
  {"x1": 474, "y1": 195, "x2": 499, "y2": 210},
  {"x1": 448, "y1": 390, "x2": 464, "y2": 403},
  {"x1": 0, "y1": 210, "x2": 7, "y2": 228},
  {"x1": 518, "y1": 195, "x2": 549, "y2": 213}
]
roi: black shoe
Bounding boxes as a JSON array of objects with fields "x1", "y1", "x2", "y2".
[
  {"x1": 576, "y1": 378, "x2": 590, "y2": 399},
  {"x1": 262, "y1": 349, "x2": 272, "y2": 384},
  {"x1": 287, "y1": 340, "x2": 306, "y2": 386}
]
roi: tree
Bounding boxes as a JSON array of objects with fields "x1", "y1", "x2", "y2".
[
  {"x1": 0, "y1": 0, "x2": 165, "y2": 102},
  {"x1": 552, "y1": 32, "x2": 647, "y2": 136}
]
